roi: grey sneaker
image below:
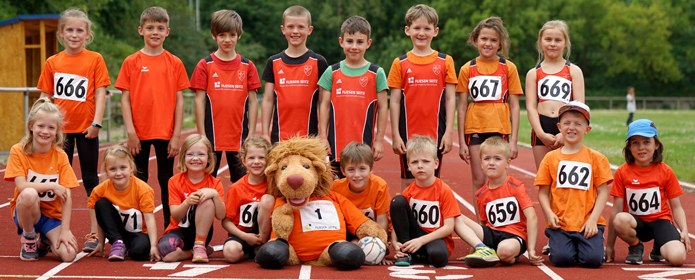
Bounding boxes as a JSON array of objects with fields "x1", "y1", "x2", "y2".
[
  {"x1": 649, "y1": 247, "x2": 665, "y2": 262},
  {"x1": 625, "y1": 241, "x2": 644, "y2": 265},
  {"x1": 395, "y1": 254, "x2": 413, "y2": 266}
]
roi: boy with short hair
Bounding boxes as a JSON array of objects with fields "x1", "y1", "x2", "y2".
[
  {"x1": 535, "y1": 101, "x2": 613, "y2": 268},
  {"x1": 389, "y1": 135, "x2": 460, "y2": 268},
  {"x1": 388, "y1": 4, "x2": 457, "y2": 191},
  {"x1": 116, "y1": 6, "x2": 190, "y2": 228},
  {"x1": 318, "y1": 16, "x2": 388, "y2": 178},
  {"x1": 455, "y1": 136, "x2": 542, "y2": 267},
  {"x1": 261, "y1": 6, "x2": 328, "y2": 144},
  {"x1": 190, "y1": 9, "x2": 261, "y2": 184}
]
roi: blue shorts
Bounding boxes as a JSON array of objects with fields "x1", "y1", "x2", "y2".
[{"x1": 14, "y1": 209, "x2": 62, "y2": 238}]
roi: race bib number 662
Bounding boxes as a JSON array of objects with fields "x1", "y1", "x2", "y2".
[
  {"x1": 53, "y1": 72, "x2": 89, "y2": 102},
  {"x1": 556, "y1": 161, "x2": 592, "y2": 191}
]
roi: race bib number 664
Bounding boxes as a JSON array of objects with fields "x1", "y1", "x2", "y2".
[{"x1": 556, "y1": 161, "x2": 592, "y2": 191}]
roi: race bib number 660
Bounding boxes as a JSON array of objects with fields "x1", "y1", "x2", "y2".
[
  {"x1": 556, "y1": 161, "x2": 592, "y2": 191},
  {"x1": 410, "y1": 198, "x2": 440, "y2": 228},
  {"x1": 53, "y1": 72, "x2": 89, "y2": 102}
]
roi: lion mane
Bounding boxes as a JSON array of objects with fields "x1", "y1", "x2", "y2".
[{"x1": 265, "y1": 137, "x2": 334, "y2": 199}]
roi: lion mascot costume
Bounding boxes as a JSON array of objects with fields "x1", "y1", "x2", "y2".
[{"x1": 254, "y1": 137, "x2": 388, "y2": 270}]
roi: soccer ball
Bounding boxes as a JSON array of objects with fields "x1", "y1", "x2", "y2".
[{"x1": 358, "y1": 236, "x2": 386, "y2": 265}]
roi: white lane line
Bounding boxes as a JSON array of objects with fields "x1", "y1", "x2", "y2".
[
  {"x1": 36, "y1": 252, "x2": 88, "y2": 280},
  {"x1": 298, "y1": 265, "x2": 312, "y2": 279}
]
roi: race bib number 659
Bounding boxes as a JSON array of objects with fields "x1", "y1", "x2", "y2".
[
  {"x1": 53, "y1": 72, "x2": 89, "y2": 102},
  {"x1": 410, "y1": 198, "x2": 440, "y2": 228},
  {"x1": 556, "y1": 161, "x2": 592, "y2": 191},
  {"x1": 485, "y1": 197, "x2": 520, "y2": 227}
]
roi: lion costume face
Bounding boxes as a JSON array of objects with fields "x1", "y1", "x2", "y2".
[{"x1": 265, "y1": 137, "x2": 334, "y2": 210}]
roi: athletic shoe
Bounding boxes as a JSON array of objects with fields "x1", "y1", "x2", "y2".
[
  {"x1": 83, "y1": 233, "x2": 99, "y2": 252},
  {"x1": 395, "y1": 254, "x2": 413, "y2": 266},
  {"x1": 109, "y1": 240, "x2": 127, "y2": 261},
  {"x1": 20, "y1": 233, "x2": 39, "y2": 261},
  {"x1": 37, "y1": 238, "x2": 51, "y2": 257},
  {"x1": 192, "y1": 241, "x2": 209, "y2": 263},
  {"x1": 542, "y1": 242, "x2": 550, "y2": 255},
  {"x1": 464, "y1": 246, "x2": 500, "y2": 268},
  {"x1": 649, "y1": 247, "x2": 665, "y2": 262},
  {"x1": 625, "y1": 241, "x2": 644, "y2": 265}
]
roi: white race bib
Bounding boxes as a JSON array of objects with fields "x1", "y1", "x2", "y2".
[
  {"x1": 299, "y1": 200, "x2": 341, "y2": 232},
  {"x1": 53, "y1": 72, "x2": 89, "y2": 102},
  {"x1": 410, "y1": 198, "x2": 441, "y2": 228},
  {"x1": 27, "y1": 170, "x2": 59, "y2": 202},
  {"x1": 485, "y1": 197, "x2": 521, "y2": 227},
  {"x1": 114, "y1": 206, "x2": 144, "y2": 232},
  {"x1": 178, "y1": 205, "x2": 197, "y2": 228},
  {"x1": 556, "y1": 161, "x2": 592, "y2": 191},
  {"x1": 238, "y1": 202, "x2": 259, "y2": 228},
  {"x1": 360, "y1": 207, "x2": 375, "y2": 221},
  {"x1": 626, "y1": 187, "x2": 661, "y2": 216},
  {"x1": 468, "y1": 76, "x2": 503, "y2": 102},
  {"x1": 537, "y1": 76, "x2": 572, "y2": 103}
]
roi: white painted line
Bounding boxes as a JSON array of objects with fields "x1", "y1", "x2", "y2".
[
  {"x1": 36, "y1": 251, "x2": 87, "y2": 280},
  {"x1": 154, "y1": 204, "x2": 163, "y2": 213},
  {"x1": 537, "y1": 263, "x2": 564, "y2": 280},
  {"x1": 451, "y1": 191, "x2": 474, "y2": 214},
  {"x1": 298, "y1": 265, "x2": 312, "y2": 280},
  {"x1": 0, "y1": 202, "x2": 8, "y2": 208},
  {"x1": 48, "y1": 277, "x2": 305, "y2": 280}
]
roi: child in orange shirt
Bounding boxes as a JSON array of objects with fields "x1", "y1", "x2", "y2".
[
  {"x1": 190, "y1": 10, "x2": 261, "y2": 184},
  {"x1": 390, "y1": 135, "x2": 460, "y2": 267},
  {"x1": 116, "y1": 7, "x2": 190, "y2": 229},
  {"x1": 86, "y1": 145, "x2": 160, "y2": 261},
  {"x1": 388, "y1": 4, "x2": 457, "y2": 191},
  {"x1": 331, "y1": 141, "x2": 392, "y2": 265},
  {"x1": 456, "y1": 17, "x2": 522, "y2": 217},
  {"x1": 36, "y1": 8, "x2": 111, "y2": 252},
  {"x1": 222, "y1": 136, "x2": 275, "y2": 263},
  {"x1": 158, "y1": 135, "x2": 225, "y2": 263},
  {"x1": 535, "y1": 101, "x2": 612, "y2": 268},
  {"x1": 5, "y1": 98, "x2": 79, "y2": 262},
  {"x1": 606, "y1": 119, "x2": 690, "y2": 266}
]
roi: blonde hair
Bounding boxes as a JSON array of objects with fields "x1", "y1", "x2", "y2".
[
  {"x1": 339, "y1": 141, "x2": 374, "y2": 170},
  {"x1": 340, "y1": 15, "x2": 371, "y2": 38},
  {"x1": 20, "y1": 98, "x2": 64, "y2": 155},
  {"x1": 177, "y1": 134, "x2": 216, "y2": 174},
  {"x1": 101, "y1": 144, "x2": 137, "y2": 174},
  {"x1": 406, "y1": 135, "x2": 437, "y2": 161},
  {"x1": 57, "y1": 8, "x2": 94, "y2": 48},
  {"x1": 405, "y1": 4, "x2": 438, "y2": 27},
  {"x1": 536, "y1": 20, "x2": 571, "y2": 65},
  {"x1": 468, "y1": 17, "x2": 510, "y2": 58},
  {"x1": 211, "y1": 9, "x2": 243, "y2": 37},
  {"x1": 283, "y1": 6, "x2": 311, "y2": 26},
  {"x1": 480, "y1": 136, "x2": 510, "y2": 160},
  {"x1": 140, "y1": 7, "x2": 169, "y2": 27},
  {"x1": 238, "y1": 136, "x2": 273, "y2": 162}
]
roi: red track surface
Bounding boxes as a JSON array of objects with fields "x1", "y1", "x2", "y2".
[{"x1": 1, "y1": 122, "x2": 694, "y2": 280}]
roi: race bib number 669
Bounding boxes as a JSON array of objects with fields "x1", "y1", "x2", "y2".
[
  {"x1": 556, "y1": 161, "x2": 592, "y2": 191},
  {"x1": 53, "y1": 72, "x2": 89, "y2": 102}
]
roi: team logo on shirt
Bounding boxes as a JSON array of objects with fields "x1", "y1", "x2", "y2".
[
  {"x1": 359, "y1": 77, "x2": 369, "y2": 87},
  {"x1": 304, "y1": 65, "x2": 312, "y2": 76},
  {"x1": 214, "y1": 82, "x2": 221, "y2": 88},
  {"x1": 141, "y1": 66, "x2": 149, "y2": 72},
  {"x1": 336, "y1": 79, "x2": 342, "y2": 84},
  {"x1": 632, "y1": 179, "x2": 640, "y2": 185},
  {"x1": 238, "y1": 71, "x2": 246, "y2": 81},
  {"x1": 279, "y1": 78, "x2": 285, "y2": 85},
  {"x1": 212, "y1": 72, "x2": 218, "y2": 78},
  {"x1": 336, "y1": 88, "x2": 342, "y2": 95},
  {"x1": 278, "y1": 69, "x2": 284, "y2": 74},
  {"x1": 408, "y1": 77, "x2": 414, "y2": 84},
  {"x1": 406, "y1": 68, "x2": 413, "y2": 74},
  {"x1": 433, "y1": 65, "x2": 441, "y2": 75}
]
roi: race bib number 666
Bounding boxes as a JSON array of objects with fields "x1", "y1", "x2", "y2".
[
  {"x1": 53, "y1": 72, "x2": 89, "y2": 102},
  {"x1": 556, "y1": 161, "x2": 592, "y2": 191}
]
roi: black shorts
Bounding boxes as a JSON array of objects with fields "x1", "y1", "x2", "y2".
[
  {"x1": 465, "y1": 133, "x2": 508, "y2": 146},
  {"x1": 482, "y1": 225, "x2": 527, "y2": 257},
  {"x1": 399, "y1": 149, "x2": 444, "y2": 179},
  {"x1": 225, "y1": 233, "x2": 259, "y2": 259},
  {"x1": 531, "y1": 114, "x2": 560, "y2": 146},
  {"x1": 633, "y1": 216, "x2": 681, "y2": 249}
]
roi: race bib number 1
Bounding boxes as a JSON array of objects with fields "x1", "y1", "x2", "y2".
[
  {"x1": 27, "y1": 170, "x2": 59, "y2": 202},
  {"x1": 238, "y1": 202, "x2": 259, "y2": 228},
  {"x1": 626, "y1": 187, "x2": 661, "y2": 215},
  {"x1": 538, "y1": 76, "x2": 572, "y2": 103},
  {"x1": 299, "y1": 200, "x2": 340, "y2": 232},
  {"x1": 468, "y1": 76, "x2": 502, "y2": 102},
  {"x1": 485, "y1": 197, "x2": 520, "y2": 227},
  {"x1": 115, "y1": 206, "x2": 144, "y2": 232},
  {"x1": 556, "y1": 161, "x2": 592, "y2": 191},
  {"x1": 410, "y1": 198, "x2": 440, "y2": 228},
  {"x1": 53, "y1": 72, "x2": 89, "y2": 102}
]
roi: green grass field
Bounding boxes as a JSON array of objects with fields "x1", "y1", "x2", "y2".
[{"x1": 518, "y1": 110, "x2": 695, "y2": 183}]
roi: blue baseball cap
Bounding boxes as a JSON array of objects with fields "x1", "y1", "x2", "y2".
[{"x1": 626, "y1": 119, "x2": 658, "y2": 141}]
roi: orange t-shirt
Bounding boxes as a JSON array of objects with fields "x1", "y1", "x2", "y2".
[
  {"x1": 225, "y1": 174, "x2": 268, "y2": 233},
  {"x1": 269, "y1": 191, "x2": 370, "y2": 262},
  {"x1": 455, "y1": 58, "x2": 523, "y2": 135},
  {"x1": 331, "y1": 174, "x2": 391, "y2": 220},
  {"x1": 5, "y1": 144, "x2": 79, "y2": 220},
  {"x1": 164, "y1": 172, "x2": 224, "y2": 234},
  {"x1": 37, "y1": 49, "x2": 111, "y2": 133},
  {"x1": 534, "y1": 145, "x2": 613, "y2": 232},
  {"x1": 115, "y1": 50, "x2": 190, "y2": 140},
  {"x1": 387, "y1": 51, "x2": 457, "y2": 145},
  {"x1": 401, "y1": 178, "x2": 461, "y2": 255},
  {"x1": 87, "y1": 175, "x2": 155, "y2": 234},
  {"x1": 611, "y1": 162, "x2": 683, "y2": 223},
  {"x1": 476, "y1": 176, "x2": 534, "y2": 241}
]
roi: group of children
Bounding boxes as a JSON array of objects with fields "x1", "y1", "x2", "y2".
[{"x1": 4, "y1": 2, "x2": 690, "y2": 271}]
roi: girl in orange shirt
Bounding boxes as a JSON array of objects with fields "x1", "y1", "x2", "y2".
[
  {"x1": 86, "y1": 145, "x2": 161, "y2": 262},
  {"x1": 5, "y1": 98, "x2": 79, "y2": 262},
  {"x1": 37, "y1": 8, "x2": 111, "y2": 252}
]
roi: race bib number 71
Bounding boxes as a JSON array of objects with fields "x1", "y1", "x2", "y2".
[
  {"x1": 114, "y1": 206, "x2": 144, "y2": 232},
  {"x1": 53, "y1": 72, "x2": 89, "y2": 102},
  {"x1": 556, "y1": 161, "x2": 592, "y2": 191}
]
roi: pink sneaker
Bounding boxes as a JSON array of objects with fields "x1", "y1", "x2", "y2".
[{"x1": 191, "y1": 241, "x2": 208, "y2": 263}]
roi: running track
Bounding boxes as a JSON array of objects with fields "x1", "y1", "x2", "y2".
[{"x1": 1, "y1": 121, "x2": 694, "y2": 280}]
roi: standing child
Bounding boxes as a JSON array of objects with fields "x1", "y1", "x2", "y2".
[
  {"x1": 37, "y1": 8, "x2": 111, "y2": 252},
  {"x1": 455, "y1": 137, "x2": 542, "y2": 267},
  {"x1": 390, "y1": 135, "x2": 461, "y2": 268},
  {"x1": 605, "y1": 119, "x2": 690, "y2": 266},
  {"x1": 456, "y1": 17, "x2": 523, "y2": 214},
  {"x1": 388, "y1": 4, "x2": 457, "y2": 191},
  {"x1": 86, "y1": 145, "x2": 161, "y2": 262},
  {"x1": 116, "y1": 7, "x2": 190, "y2": 228},
  {"x1": 158, "y1": 134, "x2": 225, "y2": 263},
  {"x1": 5, "y1": 98, "x2": 79, "y2": 262},
  {"x1": 191, "y1": 9, "x2": 261, "y2": 183},
  {"x1": 626, "y1": 86, "x2": 636, "y2": 125},
  {"x1": 318, "y1": 15, "x2": 388, "y2": 178},
  {"x1": 222, "y1": 136, "x2": 276, "y2": 263},
  {"x1": 331, "y1": 141, "x2": 392, "y2": 265},
  {"x1": 261, "y1": 6, "x2": 328, "y2": 144},
  {"x1": 535, "y1": 101, "x2": 612, "y2": 268},
  {"x1": 525, "y1": 20, "x2": 585, "y2": 170}
]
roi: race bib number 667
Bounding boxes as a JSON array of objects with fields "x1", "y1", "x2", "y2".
[
  {"x1": 53, "y1": 72, "x2": 89, "y2": 102},
  {"x1": 556, "y1": 161, "x2": 592, "y2": 191}
]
